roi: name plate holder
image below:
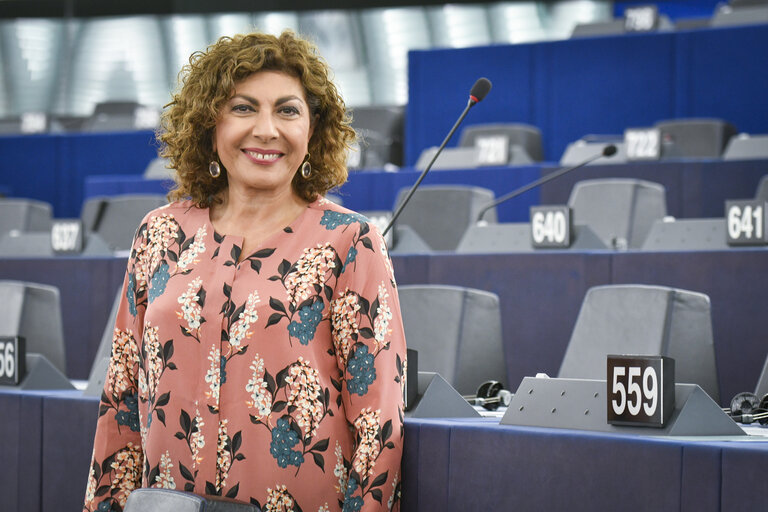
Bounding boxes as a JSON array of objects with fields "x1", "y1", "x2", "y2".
[
  {"x1": 624, "y1": 5, "x2": 659, "y2": 32},
  {"x1": 607, "y1": 355, "x2": 674, "y2": 427},
  {"x1": 501, "y1": 376, "x2": 744, "y2": 436},
  {"x1": 725, "y1": 199, "x2": 768, "y2": 246},
  {"x1": 51, "y1": 219, "x2": 85, "y2": 254},
  {"x1": 530, "y1": 205, "x2": 573, "y2": 248},
  {"x1": 625, "y1": 128, "x2": 661, "y2": 161},
  {"x1": 0, "y1": 336, "x2": 26, "y2": 386}
]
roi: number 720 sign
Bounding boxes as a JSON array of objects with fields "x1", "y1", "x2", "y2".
[{"x1": 607, "y1": 355, "x2": 675, "y2": 427}]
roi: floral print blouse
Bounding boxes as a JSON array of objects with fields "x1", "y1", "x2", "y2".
[{"x1": 84, "y1": 197, "x2": 406, "y2": 512}]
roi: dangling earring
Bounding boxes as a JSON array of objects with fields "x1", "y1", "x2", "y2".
[
  {"x1": 300, "y1": 154, "x2": 312, "y2": 179},
  {"x1": 209, "y1": 160, "x2": 221, "y2": 178}
]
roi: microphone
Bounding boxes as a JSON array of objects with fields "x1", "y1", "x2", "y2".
[
  {"x1": 476, "y1": 143, "x2": 617, "y2": 223},
  {"x1": 382, "y1": 77, "x2": 492, "y2": 237}
]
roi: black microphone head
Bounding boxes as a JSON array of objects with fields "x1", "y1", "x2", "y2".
[
  {"x1": 602, "y1": 144, "x2": 618, "y2": 157},
  {"x1": 469, "y1": 77, "x2": 492, "y2": 104}
]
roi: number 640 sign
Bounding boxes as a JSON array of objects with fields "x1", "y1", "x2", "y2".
[{"x1": 607, "y1": 355, "x2": 675, "y2": 427}]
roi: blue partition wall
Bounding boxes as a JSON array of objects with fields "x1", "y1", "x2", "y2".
[{"x1": 407, "y1": 24, "x2": 768, "y2": 165}]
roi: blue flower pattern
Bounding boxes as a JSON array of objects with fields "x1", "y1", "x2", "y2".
[
  {"x1": 320, "y1": 210, "x2": 367, "y2": 230},
  {"x1": 148, "y1": 262, "x2": 170, "y2": 303},
  {"x1": 126, "y1": 273, "x2": 137, "y2": 316},
  {"x1": 342, "y1": 478, "x2": 364, "y2": 512},
  {"x1": 346, "y1": 345, "x2": 376, "y2": 396},
  {"x1": 287, "y1": 301, "x2": 324, "y2": 345},
  {"x1": 115, "y1": 393, "x2": 140, "y2": 432},
  {"x1": 269, "y1": 418, "x2": 304, "y2": 468},
  {"x1": 342, "y1": 246, "x2": 358, "y2": 273}
]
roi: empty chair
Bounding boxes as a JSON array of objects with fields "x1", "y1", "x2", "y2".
[
  {"x1": 723, "y1": 134, "x2": 768, "y2": 161},
  {"x1": 0, "y1": 198, "x2": 53, "y2": 238},
  {"x1": 398, "y1": 284, "x2": 506, "y2": 395},
  {"x1": 654, "y1": 118, "x2": 738, "y2": 159},
  {"x1": 348, "y1": 105, "x2": 404, "y2": 169},
  {"x1": 558, "y1": 284, "x2": 719, "y2": 402},
  {"x1": 84, "y1": 287, "x2": 122, "y2": 396},
  {"x1": 391, "y1": 185, "x2": 497, "y2": 251},
  {"x1": 82, "y1": 101, "x2": 160, "y2": 132},
  {"x1": 143, "y1": 156, "x2": 175, "y2": 180},
  {"x1": 711, "y1": 2, "x2": 768, "y2": 27},
  {"x1": 755, "y1": 174, "x2": 768, "y2": 201},
  {"x1": 81, "y1": 194, "x2": 168, "y2": 252},
  {"x1": 459, "y1": 123, "x2": 543, "y2": 165},
  {"x1": 568, "y1": 178, "x2": 667, "y2": 249},
  {"x1": 0, "y1": 280, "x2": 67, "y2": 376},
  {"x1": 125, "y1": 488, "x2": 259, "y2": 512}
]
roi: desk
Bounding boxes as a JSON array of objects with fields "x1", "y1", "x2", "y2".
[
  {"x1": 404, "y1": 417, "x2": 768, "y2": 512},
  {"x1": 2, "y1": 388, "x2": 767, "y2": 512}
]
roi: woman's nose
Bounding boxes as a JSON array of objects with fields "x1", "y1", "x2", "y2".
[{"x1": 251, "y1": 112, "x2": 278, "y2": 140}]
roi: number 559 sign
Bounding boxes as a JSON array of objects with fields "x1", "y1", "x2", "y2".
[{"x1": 607, "y1": 355, "x2": 674, "y2": 427}]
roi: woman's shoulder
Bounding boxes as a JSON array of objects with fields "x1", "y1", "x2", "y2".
[{"x1": 138, "y1": 199, "x2": 207, "y2": 229}]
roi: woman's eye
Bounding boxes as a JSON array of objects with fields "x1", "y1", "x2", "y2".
[
  {"x1": 232, "y1": 104, "x2": 254, "y2": 113},
  {"x1": 279, "y1": 105, "x2": 300, "y2": 116}
]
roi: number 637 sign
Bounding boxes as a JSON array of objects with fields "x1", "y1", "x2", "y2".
[{"x1": 607, "y1": 355, "x2": 675, "y2": 427}]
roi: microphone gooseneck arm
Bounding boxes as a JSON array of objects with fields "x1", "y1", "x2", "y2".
[
  {"x1": 382, "y1": 77, "x2": 492, "y2": 237},
  {"x1": 475, "y1": 144, "x2": 617, "y2": 223}
]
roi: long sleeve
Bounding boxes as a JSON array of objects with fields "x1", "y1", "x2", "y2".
[
  {"x1": 331, "y1": 220, "x2": 406, "y2": 512},
  {"x1": 84, "y1": 219, "x2": 150, "y2": 512}
]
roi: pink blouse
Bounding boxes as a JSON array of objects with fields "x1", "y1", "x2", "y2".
[{"x1": 84, "y1": 198, "x2": 406, "y2": 512}]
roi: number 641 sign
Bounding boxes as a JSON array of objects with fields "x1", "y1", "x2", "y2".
[{"x1": 607, "y1": 355, "x2": 675, "y2": 427}]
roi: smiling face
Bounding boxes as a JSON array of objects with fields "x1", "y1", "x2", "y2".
[{"x1": 213, "y1": 71, "x2": 314, "y2": 201}]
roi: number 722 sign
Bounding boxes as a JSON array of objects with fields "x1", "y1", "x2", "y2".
[{"x1": 607, "y1": 355, "x2": 675, "y2": 427}]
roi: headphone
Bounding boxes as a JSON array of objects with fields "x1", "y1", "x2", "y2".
[
  {"x1": 464, "y1": 380, "x2": 513, "y2": 411},
  {"x1": 725, "y1": 391, "x2": 768, "y2": 425}
]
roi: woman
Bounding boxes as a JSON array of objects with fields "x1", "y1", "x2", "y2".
[{"x1": 84, "y1": 31, "x2": 406, "y2": 512}]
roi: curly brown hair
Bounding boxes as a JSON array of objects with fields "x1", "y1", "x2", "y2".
[{"x1": 158, "y1": 30, "x2": 356, "y2": 206}]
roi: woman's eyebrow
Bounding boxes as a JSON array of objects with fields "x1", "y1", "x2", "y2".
[{"x1": 231, "y1": 94, "x2": 304, "y2": 105}]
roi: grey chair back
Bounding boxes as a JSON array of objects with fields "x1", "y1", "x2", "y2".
[
  {"x1": 348, "y1": 105, "x2": 404, "y2": 169},
  {"x1": 459, "y1": 123, "x2": 543, "y2": 164},
  {"x1": 392, "y1": 185, "x2": 496, "y2": 251},
  {"x1": 654, "y1": 118, "x2": 738, "y2": 159},
  {"x1": 398, "y1": 284, "x2": 506, "y2": 395},
  {"x1": 143, "y1": 157, "x2": 175, "y2": 180},
  {"x1": 0, "y1": 198, "x2": 52, "y2": 238},
  {"x1": 723, "y1": 134, "x2": 768, "y2": 161},
  {"x1": 567, "y1": 178, "x2": 667, "y2": 249},
  {"x1": 81, "y1": 194, "x2": 168, "y2": 252},
  {"x1": 84, "y1": 287, "x2": 122, "y2": 396},
  {"x1": 124, "y1": 488, "x2": 260, "y2": 512},
  {"x1": 0, "y1": 280, "x2": 67, "y2": 375},
  {"x1": 755, "y1": 174, "x2": 768, "y2": 201},
  {"x1": 558, "y1": 284, "x2": 720, "y2": 403}
]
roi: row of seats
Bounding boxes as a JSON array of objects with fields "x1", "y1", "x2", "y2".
[
  {"x1": 572, "y1": 0, "x2": 768, "y2": 37},
  {"x1": 3, "y1": 173, "x2": 767, "y2": 257},
  {"x1": 416, "y1": 118, "x2": 768, "y2": 172},
  {"x1": 370, "y1": 176, "x2": 768, "y2": 253},
  {"x1": 7, "y1": 275, "x2": 765, "y2": 410},
  {"x1": 0, "y1": 194, "x2": 167, "y2": 256}
]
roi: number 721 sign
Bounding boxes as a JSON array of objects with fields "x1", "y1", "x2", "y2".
[{"x1": 607, "y1": 355, "x2": 675, "y2": 427}]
